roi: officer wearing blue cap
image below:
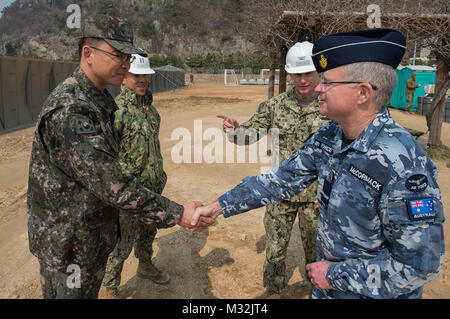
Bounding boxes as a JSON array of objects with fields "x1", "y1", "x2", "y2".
[
  {"x1": 192, "y1": 29, "x2": 445, "y2": 299},
  {"x1": 311, "y1": 28, "x2": 406, "y2": 72}
]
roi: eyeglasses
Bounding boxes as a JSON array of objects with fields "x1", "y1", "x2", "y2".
[
  {"x1": 89, "y1": 46, "x2": 135, "y2": 64},
  {"x1": 319, "y1": 78, "x2": 378, "y2": 91}
]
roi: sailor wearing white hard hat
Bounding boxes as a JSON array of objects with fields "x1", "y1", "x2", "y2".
[
  {"x1": 121, "y1": 54, "x2": 155, "y2": 99},
  {"x1": 129, "y1": 54, "x2": 156, "y2": 75},
  {"x1": 103, "y1": 52, "x2": 172, "y2": 296},
  {"x1": 216, "y1": 40, "x2": 327, "y2": 297},
  {"x1": 284, "y1": 41, "x2": 319, "y2": 100}
]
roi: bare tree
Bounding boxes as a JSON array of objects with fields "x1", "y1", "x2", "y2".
[{"x1": 242, "y1": 0, "x2": 450, "y2": 147}]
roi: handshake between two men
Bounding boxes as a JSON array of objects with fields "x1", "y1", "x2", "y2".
[{"x1": 178, "y1": 201, "x2": 223, "y2": 232}]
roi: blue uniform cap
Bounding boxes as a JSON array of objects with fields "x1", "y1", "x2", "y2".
[{"x1": 311, "y1": 28, "x2": 406, "y2": 73}]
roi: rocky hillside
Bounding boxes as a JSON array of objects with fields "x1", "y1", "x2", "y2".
[{"x1": 0, "y1": 0, "x2": 256, "y2": 62}]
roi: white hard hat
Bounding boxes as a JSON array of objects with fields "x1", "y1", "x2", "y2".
[
  {"x1": 129, "y1": 54, "x2": 155, "y2": 75},
  {"x1": 284, "y1": 41, "x2": 316, "y2": 74}
]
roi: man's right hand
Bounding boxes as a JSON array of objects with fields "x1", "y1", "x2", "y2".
[
  {"x1": 216, "y1": 114, "x2": 239, "y2": 133},
  {"x1": 191, "y1": 200, "x2": 223, "y2": 228},
  {"x1": 179, "y1": 201, "x2": 205, "y2": 232}
]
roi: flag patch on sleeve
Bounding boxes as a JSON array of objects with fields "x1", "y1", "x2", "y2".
[{"x1": 406, "y1": 198, "x2": 435, "y2": 221}]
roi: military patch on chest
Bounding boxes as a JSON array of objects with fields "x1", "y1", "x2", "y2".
[
  {"x1": 405, "y1": 174, "x2": 428, "y2": 192},
  {"x1": 406, "y1": 198, "x2": 435, "y2": 221},
  {"x1": 75, "y1": 116, "x2": 96, "y2": 135},
  {"x1": 348, "y1": 165, "x2": 383, "y2": 192}
]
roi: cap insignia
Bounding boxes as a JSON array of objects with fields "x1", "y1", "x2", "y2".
[{"x1": 319, "y1": 55, "x2": 327, "y2": 69}]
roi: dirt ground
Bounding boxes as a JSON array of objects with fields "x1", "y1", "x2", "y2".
[{"x1": 0, "y1": 75, "x2": 449, "y2": 299}]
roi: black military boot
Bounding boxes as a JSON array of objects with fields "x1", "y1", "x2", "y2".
[{"x1": 136, "y1": 260, "x2": 170, "y2": 285}]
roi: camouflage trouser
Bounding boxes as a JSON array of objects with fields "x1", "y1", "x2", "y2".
[
  {"x1": 102, "y1": 212, "x2": 157, "y2": 289},
  {"x1": 405, "y1": 93, "x2": 414, "y2": 111},
  {"x1": 39, "y1": 259, "x2": 107, "y2": 299},
  {"x1": 263, "y1": 201, "x2": 318, "y2": 293}
]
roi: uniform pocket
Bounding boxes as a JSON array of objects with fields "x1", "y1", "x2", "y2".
[{"x1": 85, "y1": 135, "x2": 116, "y2": 158}]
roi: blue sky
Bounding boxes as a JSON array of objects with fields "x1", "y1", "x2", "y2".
[{"x1": 0, "y1": 0, "x2": 15, "y2": 18}]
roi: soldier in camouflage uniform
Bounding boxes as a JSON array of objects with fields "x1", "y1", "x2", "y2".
[
  {"x1": 26, "y1": 15, "x2": 207, "y2": 299},
  {"x1": 217, "y1": 42, "x2": 328, "y2": 294},
  {"x1": 196, "y1": 29, "x2": 445, "y2": 299},
  {"x1": 102, "y1": 55, "x2": 170, "y2": 297},
  {"x1": 405, "y1": 72, "x2": 420, "y2": 112}
]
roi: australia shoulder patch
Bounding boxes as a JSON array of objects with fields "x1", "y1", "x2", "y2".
[
  {"x1": 74, "y1": 116, "x2": 96, "y2": 135},
  {"x1": 406, "y1": 197, "x2": 435, "y2": 221},
  {"x1": 405, "y1": 174, "x2": 428, "y2": 192}
]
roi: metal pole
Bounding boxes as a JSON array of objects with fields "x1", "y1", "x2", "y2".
[{"x1": 279, "y1": 45, "x2": 288, "y2": 94}]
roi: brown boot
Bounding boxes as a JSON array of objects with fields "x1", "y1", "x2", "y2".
[
  {"x1": 105, "y1": 287, "x2": 120, "y2": 299},
  {"x1": 136, "y1": 260, "x2": 170, "y2": 285}
]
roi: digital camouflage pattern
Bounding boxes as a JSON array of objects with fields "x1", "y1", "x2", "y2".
[
  {"x1": 263, "y1": 201, "x2": 318, "y2": 292},
  {"x1": 219, "y1": 106, "x2": 445, "y2": 299},
  {"x1": 82, "y1": 14, "x2": 146, "y2": 56},
  {"x1": 103, "y1": 85, "x2": 166, "y2": 289},
  {"x1": 228, "y1": 87, "x2": 328, "y2": 293},
  {"x1": 39, "y1": 259, "x2": 108, "y2": 299},
  {"x1": 114, "y1": 86, "x2": 167, "y2": 193},
  {"x1": 27, "y1": 67, "x2": 183, "y2": 277},
  {"x1": 103, "y1": 213, "x2": 157, "y2": 289},
  {"x1": 230, "y1": 87, "x2": 328, "y2": 203}
]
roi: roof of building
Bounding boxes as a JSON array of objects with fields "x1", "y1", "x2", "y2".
[{"x1": 398, "y1": 65, "x2": 436, "y2": 72}]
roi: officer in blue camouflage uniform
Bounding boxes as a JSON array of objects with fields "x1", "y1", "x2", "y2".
[
  {"x1": 27, "y1": 15, "x2": 205, "y2": 299},
  {"x1": 195, "y1": 29, "x2": 445, "y2": 299},
  {"x1": 102, "y1": 55, "x2": 170, "y2": 297},
  {"x1": 217, "y1": 42, "x2": 328, "y2": 294}
]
